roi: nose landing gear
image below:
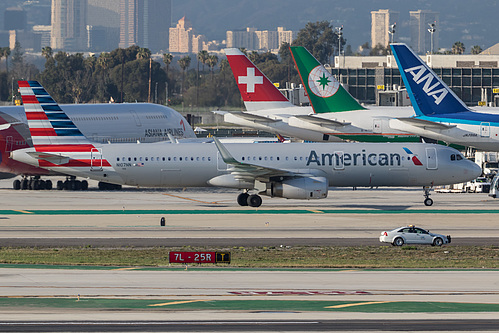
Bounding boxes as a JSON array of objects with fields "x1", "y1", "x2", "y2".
[{"x1": 423, "y1": 186, "x2": 433, "y2": 206}]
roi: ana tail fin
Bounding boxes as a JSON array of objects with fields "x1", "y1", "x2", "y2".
[
  {"x1": 224, "y1": 48, "x2": 293, "y2": 111},
  {"x1": 390, "y1": 43, "x2": 470, "y2": 116},
  {"x1": 290, "y1": 46, "x2": 365, "y2": 113}
]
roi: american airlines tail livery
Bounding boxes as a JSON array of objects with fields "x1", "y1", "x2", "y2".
[
  {"x1": 11, "y1": 81, "x2": 480, "y2": 206},
  {"x1": 0, "y1": 99, "x2": 195, "y2": 189},
  {"x1": 390, "y1": 43, "x2": 499, "y2": 151},
  {"x1": 220, "y1": 47, "x2": 419, "y2": 143}
]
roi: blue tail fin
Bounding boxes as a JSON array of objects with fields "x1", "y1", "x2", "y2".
[{"x1": 390, "y1": 43, "x2": 470, "y2": 116}]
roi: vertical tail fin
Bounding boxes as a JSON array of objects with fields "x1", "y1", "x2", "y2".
[
  {"x1": 390, "y1": 43, "x2": 470, "y2": 116},
  {"x1": 290, "y1": 46, "x2": 365, "y2": 113},
  {"x1": 18, "y1": 80, "x2": 93, "y2": 151},
  {"x1": 224, "y1": 48, "x2": 293, "y2": 111}
]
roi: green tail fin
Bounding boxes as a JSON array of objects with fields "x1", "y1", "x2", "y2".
[{"x1": 290, "y1": 46, "x2": 365, "y2": 113}]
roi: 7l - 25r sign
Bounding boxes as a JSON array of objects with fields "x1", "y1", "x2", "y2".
[{"x1": 169, "y1": 251, "x2": 231, "y2": 264}]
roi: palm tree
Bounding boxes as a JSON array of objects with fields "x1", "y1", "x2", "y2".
[
  {"x1": 452, "y1": 41, "x2": 465, "y2": 55},
  {"x1": 162, "y1": 53, "x2": 173, "y2": 78},
  {"x1": 41, "y1": 46, "x2": 53, "y2": 60},
  {"x1": 178, "y1": 55, "x2": 191, "y2": 94},
  {"x1": 197, "y1": 50, "x2": 209, "y2": 73},
  {"x1": 136, "y1": 47, "x2": 151, "y2": 60},
  {"x1": 207, "y1": 54, "x2": 218, "y2": 80},
  {"x1": 471, "y1": 45, "x2": 483, "y2": 55},
  {"x1": 2, "y1": 47, "x2": 10, "y2": 72}
]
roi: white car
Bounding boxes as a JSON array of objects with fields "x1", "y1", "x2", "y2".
[{"x1": 379, "y1": 225, "x2": 451, "y2": 246}]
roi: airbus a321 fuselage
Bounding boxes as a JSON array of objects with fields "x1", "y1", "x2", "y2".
[{"x1": 11, "y1": 80, "x2": 480, "y2": 206}]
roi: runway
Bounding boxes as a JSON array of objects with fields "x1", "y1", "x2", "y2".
[{"x1": 1, "y1": 180, "x2": 499, "y2": 331}]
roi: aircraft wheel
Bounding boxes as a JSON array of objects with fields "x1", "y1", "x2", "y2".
[
  {"x1": 73, "y1": 180, "x2": 81, "y2": 191},
  {"x1": 57, "y1": 180, "x2": 64, "y2": 190},
  {"x1": 247, "y1": 194, "x2": 262, "y2": 207},
  {"x1": 237, "y1": 193, "x2": 249, "y2": 206},
  {"x1": 13, "y1": 179, "x2": 21, "y2": 190},
  {"x1": 38, "y1": 180, "x2": 46, "y2": 190},
  {"x1": 21, "y1": 179, "x2": 29, "y2": 190},
  {"x1": 424, "y1": 198, "x2": 433, "y2": 206},
  {"x1": 80, "y1": 180, "x2": 88, "y2": 191},
  {"x1": 45, "y1": 180, "x2": 53, "y2": 190}
]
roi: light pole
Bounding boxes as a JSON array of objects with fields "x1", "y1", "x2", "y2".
[
  {"x1": 336, "y1": 26, "x2": 343, "y2": 68},
  {"x1": 388, "y1": 23, "x2": 396, "y2": 44},
  {"x1": 428, "y1": 22, "x2": 436, "y2": 54}
]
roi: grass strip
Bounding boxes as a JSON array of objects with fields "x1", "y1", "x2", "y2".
[{"x1": 0, "y1": 245, "x2": 498, "y2": 269}]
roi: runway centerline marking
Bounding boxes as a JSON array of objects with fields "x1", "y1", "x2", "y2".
[
  {"x1": 308, "y1": 210, "x2": 324, "y2": 213},
  {"x1": 148, "y1": 300, "x2": 208, "y2": 307},
  {"x1": 325, "y1": 301, "x2": 393, "y2": 309}
]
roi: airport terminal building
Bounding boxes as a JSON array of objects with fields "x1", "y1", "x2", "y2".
[{"x1": 330, "y1": 53, "x2": 499, "y2": 107}]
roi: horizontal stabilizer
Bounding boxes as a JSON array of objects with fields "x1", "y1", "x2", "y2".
[
  {"x1": 293, "y1": 115, "x2": 350, "y2": 127},
  {"x1": 395, "y1": 117, "x2": 456, "y2": 130},
  {"x1": 228, "y1": 112, "x2": 281, "y2": 123},
  {"x1": 26, "y1": 151, "x2": 70, "y2": 165}
]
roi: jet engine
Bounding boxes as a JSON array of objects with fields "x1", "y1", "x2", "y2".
[{"x1": 264, "y1": 176, "x2": 328, "y2": 199}]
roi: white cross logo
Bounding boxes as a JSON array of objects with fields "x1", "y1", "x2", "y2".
[{"x1": 238, "y1": 67, "x2": 263, "y2": 93}]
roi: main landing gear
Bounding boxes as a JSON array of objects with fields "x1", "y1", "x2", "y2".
[
  {"x1": 56, "y1": 176, "x2": 89, "y2": 191},
  {"x1": 13, "y1": 176, "x2": 52, "y2": 190},
  {"x1": 237, "y1": 191, "x2": 262, "y2": 208},
  {"x1": 423, "y1": 186, "x2": 433, "y2": 206}
]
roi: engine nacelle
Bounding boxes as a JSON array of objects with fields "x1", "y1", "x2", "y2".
[
  {"x1": 264, "y1": 176, "x2": 328, "y2": 199},
  {"x1": 208, "y1": 174, "x2": 255, "y2": 189}
]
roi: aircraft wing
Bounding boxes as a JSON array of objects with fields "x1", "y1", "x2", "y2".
[
  {"x1": 26, "y1": 152, "x2": 70, "y2": 165},
  {"x1": 225, "y1": 111, "x2": 281, "y2": 124},
  {"x1": 293, "y1": 115, "x2": 351, "y2": 127},
  {"x1": 395, "y1": 117, "x2": 456, "y2": 130},
  {"x1": 213, "y1": 137, "x2": 296, "y2": 182}
]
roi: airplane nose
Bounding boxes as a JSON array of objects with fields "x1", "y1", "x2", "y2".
[{"x1": 471, "y1": 161, "x2": 482, "y2": 178}]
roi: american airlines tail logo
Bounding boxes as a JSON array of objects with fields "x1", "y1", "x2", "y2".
[
  {"x1": 403, "y1": 147, "x2": 423, "y2": 166},
  {"x1": 404, "y1": 65, "x2": 448, "y2": 105}
]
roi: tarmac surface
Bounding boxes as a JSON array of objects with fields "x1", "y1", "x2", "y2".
[{"x1": 1, "y1": 179, "x2": 499, "y2": 331}]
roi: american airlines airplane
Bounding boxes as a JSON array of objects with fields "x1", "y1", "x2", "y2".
[
  {"x1": 10, "y1": 80, "x2": 480, "y2": 206},
  {"x1": 389, "y1": 43, "x2": 499, "y2": 151},
  {"x1": 218, "y1": 47, "x2": 419, "y2": 143},
  {"x1": 0, "y1": 102, "x2": 196, "y2": 190}
]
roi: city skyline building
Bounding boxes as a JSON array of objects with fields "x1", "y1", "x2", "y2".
[
  {"x1": 119, "y1": 0, "x2": 171, "y2": 52},
  {"x1": 371, "y1": 9, "x2": 399, "y2": 48},
  {"x1": 410, "y1": 9, "x2": 439, "y2": 54},
  {"x1": 51, "y1": 0, "x2": 88, "y2": 51},
  {"x1": 169, "y1": 16, "x2": 207, "y2": 53},
  {"x1": 226, "y1": 26, "x2": 296, "y2": 51}
]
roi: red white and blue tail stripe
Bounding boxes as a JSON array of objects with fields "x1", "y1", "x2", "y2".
[{"x1": 18, "y1": 80, "x2": 111, "y2": 169}]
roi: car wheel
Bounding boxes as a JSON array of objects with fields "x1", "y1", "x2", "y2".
[
  {"x1": 393, "y1": 238, "x2": 404, "y2": 246},
  {"x1": 433, "y1": 237, "x2": 444, "y2": 246}
]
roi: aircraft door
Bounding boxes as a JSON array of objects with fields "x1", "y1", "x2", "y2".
[
  {"x1": 480, "y1": 122, "x2": 490, "y2": 137},
  {"x1": 373, "y1": 119, "x2": 382, "y2": 134},
  {"x1": 425, "y1": 147, "x2": 438, "y2": 170},
  {"x1": 333, "y1": 151, "x2": 344, "y2": 170},
  {"x1": 5, "y1": 136, "x2": 13, "y2": 152},
  {"x1": 130, "y1": 110, "x2": 142, "y2": 127},
  {"x1": 91, "y1": 148, "x2": 103, "y2": 171},
  {"x1": 217, "y1": 152, "x2": 227, "y2": 171}
]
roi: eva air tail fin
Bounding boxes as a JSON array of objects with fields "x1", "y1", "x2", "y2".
[
  {"x1": 290, "y1": 46, "x2": 365, "y2": 113},
  {"x1": 390, "y1": 43, "x2": 470, "y2": 116}
]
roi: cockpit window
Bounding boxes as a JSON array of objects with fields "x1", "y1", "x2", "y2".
[
  {"x1": 451, "y1": 154, "x2": 456, "y2": 161},
  {"x1": 457, "y1": 154, "x2": 463, "y2": 160}
]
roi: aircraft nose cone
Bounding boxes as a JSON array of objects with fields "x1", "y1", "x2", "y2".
[{"x1": 471, "y1": 162, "x2": 482, "y2": 178}]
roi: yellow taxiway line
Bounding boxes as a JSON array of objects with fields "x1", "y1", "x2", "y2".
[
  {"x1": 325, "y1": 301, "x2": 393, "y2": 309},
  {"x1": 148, "y1": 300, "x2": 208, "y2": 307}
]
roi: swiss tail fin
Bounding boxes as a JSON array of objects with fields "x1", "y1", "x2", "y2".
[
  {"x1": 18, "y1": 80, "x2": 94, "y2": 151},
  {"x1": 224, "y1": 48, "x2": 293, "y2": 111},
  {"x1": 390, "y1": 43, "x2": 470, "y2": 116},
  {"x1": 290, "y1": 46, "x2": 365, "y2": 113}
]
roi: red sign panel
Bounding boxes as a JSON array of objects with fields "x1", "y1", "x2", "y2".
[
  {"x1": 169, "y1": 251, "x2": 231, "y2": 264},
  {"x1": 169, "y1": 251, "x2": 216, "y2": 263}
]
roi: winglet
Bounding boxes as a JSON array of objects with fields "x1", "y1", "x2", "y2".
[
  {"x1": 213, "y1": 137, "x2": 239, "y2": 165},
  {"x1": 290, "y1": 46, "x2": 365, "y2": 113},
  {"x1": 390, "y1": 43, "x2": 470, "y2": 116}
]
